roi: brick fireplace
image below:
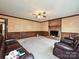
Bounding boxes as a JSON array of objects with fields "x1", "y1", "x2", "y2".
[{"x1": 48, "y1": 19, "x2": 61, "y2": 39}]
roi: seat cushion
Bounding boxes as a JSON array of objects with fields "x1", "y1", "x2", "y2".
[
  {"x1": 5, "y1": 41, "x2": 34, "y2": 59},
  {"x1": 5, "y1": 43, "x2": 21, "y2": 54},
  {"x1": 55, "y1": 42, "x2": 74, "y2": 51}
]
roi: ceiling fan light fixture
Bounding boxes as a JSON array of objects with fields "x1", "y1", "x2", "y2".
[{"x1": 33, "y1": 10, "x2": 47, "y2": 18}]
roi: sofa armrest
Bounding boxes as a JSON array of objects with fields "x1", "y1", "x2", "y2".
[
  {"x1": 5, "y1": 39, "x2": 17, "y2": 45},
  {"x1": 55, "y1": 42, "x2": 74, "y2": 51}
]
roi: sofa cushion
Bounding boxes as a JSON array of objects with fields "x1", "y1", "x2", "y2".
[
  {"x1": 5, "y1": 39, "x2": 34, "y2": 59},
  {"x1": 61, "y1": 39, "x2": 73, "y2": 45}
]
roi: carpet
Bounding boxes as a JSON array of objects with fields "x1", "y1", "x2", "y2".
[{"x1": 18, "y1": 36, "x2": 59, "y2": 59}]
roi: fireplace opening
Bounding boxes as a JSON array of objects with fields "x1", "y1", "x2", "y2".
[{"x1": 50, "y1": 31, "x2": 58, "y2": 37}]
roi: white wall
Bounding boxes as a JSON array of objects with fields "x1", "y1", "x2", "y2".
[
  {"x1": 0, "y1": 15, "x2": 79, "y2": 33},
  {"x1": 40, "y1": 22, "x2": 48, "y2": 31},
  {"x1": 62, "y1": 16, "x2": 79, "y2": 33},
  {"x1": 0, "y1": 15, "x2": 41, "y2": 32}
]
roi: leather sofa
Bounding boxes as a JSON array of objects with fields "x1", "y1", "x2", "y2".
[
  {"x1": 53, "y1": 36, "x2": 79, "y2": 59},
  {"x1": 0, "y1": 35, "x2": 34, "y2": 59}
]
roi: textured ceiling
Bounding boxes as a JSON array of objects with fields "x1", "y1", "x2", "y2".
[{"x1": 0, "y1": 0, "x2": 79, "y2": 21}]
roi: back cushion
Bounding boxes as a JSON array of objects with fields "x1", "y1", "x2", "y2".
[{"x1": 73, "y1": 36, "x2": 79, "y2": 49}]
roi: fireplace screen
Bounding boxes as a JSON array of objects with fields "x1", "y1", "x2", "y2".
[{"x1": 50, "y1": 31, "x2": 58, "y2": 37}]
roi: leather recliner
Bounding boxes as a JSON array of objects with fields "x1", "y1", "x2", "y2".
[{"x1": 53, "y1": 36, "x2": 79, "y2": 59}]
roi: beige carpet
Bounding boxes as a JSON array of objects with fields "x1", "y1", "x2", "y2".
[{"x1": 18, "y1": 36, "x2": 59, "y2": 59}]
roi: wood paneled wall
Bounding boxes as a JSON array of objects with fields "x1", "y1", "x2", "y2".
[
  {"x1": 7, "y1": 31, "x2": 49, "y2": 39},
  {"x1": 61, "y1": 32, "x2": 79, "y2": 39}
]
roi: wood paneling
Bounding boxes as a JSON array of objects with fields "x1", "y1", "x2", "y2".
[
  {"x1": 39, "y1": 31, "x2": 49, "y2": 36},
  {"x1": 61, "y1": 32, "x2": 79, "y2": 39},
  {"x1": 7, "y1": 31, "x2": 38, "y2": 39},
  {"x1": 7, "y1": 31, "x2": 49, "y2": 39}
]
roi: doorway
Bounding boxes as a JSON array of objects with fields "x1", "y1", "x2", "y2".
[{"x1": 0, "y1": 18, "x2": 8, "y2": 40}]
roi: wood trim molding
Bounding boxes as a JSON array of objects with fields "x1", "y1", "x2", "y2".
[
  {"x1": 0, "y1": 14, "x2": 79, "y2": 23},
  {"x1": 41, "y1": 14, "x2": 79, "y2": 22},
  {"x1": 0, "y1": 14, "x2": 41, "y2": 23}
]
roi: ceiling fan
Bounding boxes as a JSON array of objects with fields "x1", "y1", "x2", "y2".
[{"x1": 33, "y1": 10, "x2": 47, "y2": 18}]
